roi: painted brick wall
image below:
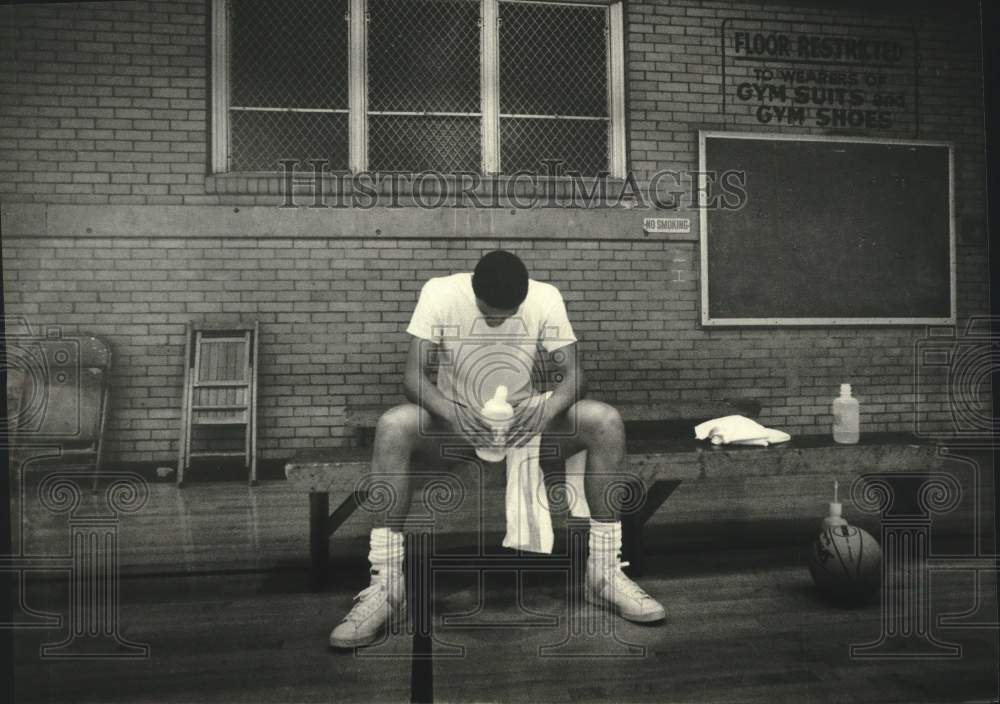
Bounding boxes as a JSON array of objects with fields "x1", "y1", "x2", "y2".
[{"x1": 1, "y1": 0, "x2": 989, "y2": 463}]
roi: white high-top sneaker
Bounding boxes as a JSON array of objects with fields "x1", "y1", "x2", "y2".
[
  {"x1": 329, "y1": 567, "x2": 407, "y2": 649},
  {"x1": 330, "y1": 527, "x2": 406, "y2": 649},
  {"x1": 585, "y1": 520, "x2": 665, "y2": 623}
]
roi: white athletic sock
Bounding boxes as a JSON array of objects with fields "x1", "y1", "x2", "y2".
[
  {"x1": 588, "y1": 519, "x2": 622, "y2": 571},
  {"x1": 368, "y1": 527, "x2": 404, "y2": 576}
]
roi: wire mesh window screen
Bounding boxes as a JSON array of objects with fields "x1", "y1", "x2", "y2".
[
  {"x1": 500, "y1": 118, "x2": 608, "y2": 175},
  {"x1": 369, "y1": 115, "x2": 481, "y2": 172},
  {"x1": 367, "y1": 0, "x2": 482, "y2": 172},
  {"x1": 222, "y1": 0, "x2": 619, "y2": 175},
  {"x1": 229, "y1": 0, "x2": 350, "y2": 171},
  {"x1": 498, "y1": 1, "x2": 609, "y2": 175},
  {"x1": 230, "y1": 111, "x2": 349, "y2": 173}
]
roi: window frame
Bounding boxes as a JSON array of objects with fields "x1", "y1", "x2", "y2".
[{"x1": 210, "y1": 0, "x2": 627, "y2": 178}]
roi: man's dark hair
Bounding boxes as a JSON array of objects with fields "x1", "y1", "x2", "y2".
[{"x1": 472, "y1": 250, "x2": 529, "y2": 309}]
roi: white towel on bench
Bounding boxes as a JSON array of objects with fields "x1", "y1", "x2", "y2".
[
  {"x1": 693, "y1": 414, "x2": 791, "y2": 446},
  {"x1": 500, "y1": 391, "x2": 590, "y2": 554}
]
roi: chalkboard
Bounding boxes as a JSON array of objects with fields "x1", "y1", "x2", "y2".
[{"x1": 699, "y1": 132, "x2": 955, "y2": 326}]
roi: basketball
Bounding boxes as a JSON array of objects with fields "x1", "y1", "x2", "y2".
[{"x1": 808, "y1": 525, "x2": 882, "y2": 602}]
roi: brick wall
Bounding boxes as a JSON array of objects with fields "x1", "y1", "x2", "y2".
[
  {"x1": 1, "y1": 0, "x2": 989, "y2": 463},
  {"x1": 0, "y1": 1, "x2": 208, "y2": 205}
]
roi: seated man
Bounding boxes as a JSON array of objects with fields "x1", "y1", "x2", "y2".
[{"x1": 330, "y1": 250, "x2": 665, "y2": 648}]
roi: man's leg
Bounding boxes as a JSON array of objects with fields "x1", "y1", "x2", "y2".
[
  {"x1": 542, "y1": 399, "x2": 626, "y2": 518},
  {"x1": 368, "y1": 403, "x2": 447, "y2": 523},
  {"x1": 330, "y1": 403, "x2": 452, "y2": 649},
  {"x1": 543, "y1": 399, "x2": 666, "y2": 623}
]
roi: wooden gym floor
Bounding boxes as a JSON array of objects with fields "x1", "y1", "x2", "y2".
[{"x1": 10, "y1": 476, "x2": 1000, "y2": 703}]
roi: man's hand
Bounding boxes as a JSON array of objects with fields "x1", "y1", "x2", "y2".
[
  {"x1": 506, "y1": 395, "x2": 553, "y2": 448},
  {"x1": 444, "y1": 401, "x2": 496, "y2": 448}
]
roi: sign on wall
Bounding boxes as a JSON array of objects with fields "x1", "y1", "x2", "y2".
[
  {"x1": 721, "y1": 20, "x2": 919, "y2": 135},
  {"x1": 643, "y1": 217, "x2": 691, "y2": 235}
]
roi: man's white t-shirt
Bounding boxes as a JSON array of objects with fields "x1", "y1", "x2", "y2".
[{"x1": 406, "y1": 273, "x2": 577, "y2": 410}]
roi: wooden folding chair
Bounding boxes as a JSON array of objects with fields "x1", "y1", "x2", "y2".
[{"x1": 177, "y1": 320, "x2": 259, "y2": 486}]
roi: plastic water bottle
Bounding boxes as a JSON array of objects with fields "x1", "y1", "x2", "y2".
[
  {"x1": 476, "y1": 385, "x2": 513, "y2": 462},
  {"x1": 832, "y1": 383, "x2": 860, "y2": 444}
]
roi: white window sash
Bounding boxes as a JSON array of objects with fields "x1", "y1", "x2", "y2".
[
  {"x1": 210, "y1": 0, "x2": 229, "y2": 174},
  {"x1": 348, "y1": 0, "x2": 368, "y2": 172},
  {"x1": 608, "y1": 0, "x2": 626, "y2": 177},
  {"x1": 481, "y1": 0, "x2": 501, "y2": 174}
]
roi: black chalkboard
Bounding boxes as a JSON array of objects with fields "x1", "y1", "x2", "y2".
[{"x1": 699, "y1": 132, "x2": 955, "y2": 325}]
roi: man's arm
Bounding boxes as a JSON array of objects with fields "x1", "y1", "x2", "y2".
[
  {"x1": 402, "y1": 336, "x2": 454, "y2": 421},
  {"x1": 542, "y1": 342, "x2": 585, "y2": 421},
  {"x1": 402, "y1": 336, "x2": 491, "y2": 443},
  {"x1": 508, "y1": 342, "x2": 586, "y2": 447}
]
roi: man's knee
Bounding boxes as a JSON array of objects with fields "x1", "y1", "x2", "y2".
[
  {"x1": 574, "y1": 400, "x2": 625, "y2": 445},
  {"x1": 375, "y1": 403, "x2": 426, "y2": 446}
]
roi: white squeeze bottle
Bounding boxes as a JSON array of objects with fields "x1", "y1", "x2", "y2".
[
  {"x1": 832, "y1": 383, "x2": 860, "y2": 444},
  {"x1": 822, "y1": 480, "x2": 849, "y2": 530},
  {"x1": 476, "y1": 385, "x2": 514, "y2": 462}
]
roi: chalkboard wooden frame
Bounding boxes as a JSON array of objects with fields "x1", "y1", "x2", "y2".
[{"x1": 698, "y1": 131, "x2": 956, "y2": 327}]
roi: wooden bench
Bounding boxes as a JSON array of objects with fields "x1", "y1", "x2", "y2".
[
  {"x1": 285, "y1": 400, "x2": 944, "y2": 590},
  {"x1": 343, "y1": 398, "x2": 764, "y2": 447}
]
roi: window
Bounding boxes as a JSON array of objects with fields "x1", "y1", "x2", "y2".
[
  {"x1": 211, "y1": 0, "x2": 626, "y2": 177},
  {"x1": 225, "y1": 0, "x2": 350, "y2": 172},
  {"x1": 367, "y1": 0, "x2": 482, "y2": 172},
  {"x1": 498, "y1": 1, "x2": 610, "y2": 175}
]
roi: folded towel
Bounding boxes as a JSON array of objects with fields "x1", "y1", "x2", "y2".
[
  {"x1": 693, "y1": 414, "x2": 791, "y2": 447},
  {"x1": 501, "y1": 436, "x2": 547, "y2": 552},
  {"x1": 499, "y1": 392, "x2": 590, "y2": 554}
]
